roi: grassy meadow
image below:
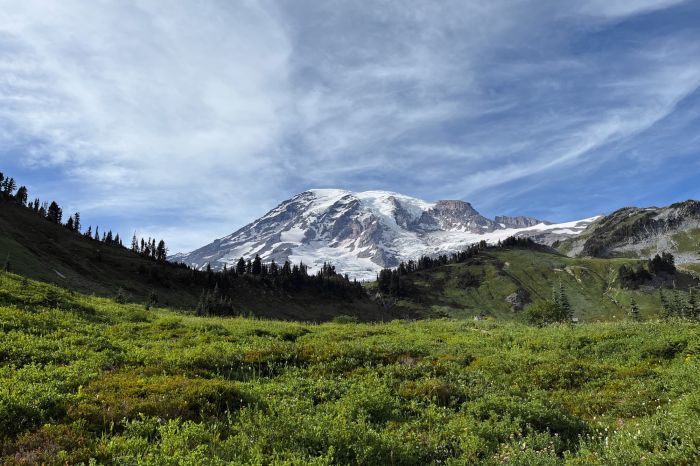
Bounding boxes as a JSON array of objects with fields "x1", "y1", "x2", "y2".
[{"x1": 1, "y1": 271, "x2": 700, "y2": 465}]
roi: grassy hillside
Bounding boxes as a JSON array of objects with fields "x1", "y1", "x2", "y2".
[
  {"x1": 0, "y1": 202, "x2": 383, "y2": 321},
  {"x1": 379, "y1": 247, "x2": 698, "y2": 322},
  {"x1": 1, "y1": 272, "x2": 700, "y2": 464}
]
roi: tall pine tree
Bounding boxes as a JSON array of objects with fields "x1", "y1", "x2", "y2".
[{"x1": 46, "y1": 201, "x2": 62, "y2": 224}]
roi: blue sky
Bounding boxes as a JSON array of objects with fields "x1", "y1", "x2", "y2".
[{"x1": 1, "y1": 0, "x2": 699, "y2": 253}]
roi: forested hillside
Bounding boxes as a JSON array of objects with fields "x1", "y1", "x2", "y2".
[{"x1": 372, "y1": 239, "x2": 700, "y2": 322}]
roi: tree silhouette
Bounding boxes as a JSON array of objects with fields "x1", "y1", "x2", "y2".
[
  {"x1": 47, "y1": 201, "x2": 63, "y2": 224},
  {"x1": 252, "y1": 255, "x2": 262, "y2": 275},
  {"x1": 236, "y1": 257, "x2": 246, "y2": 275},
  {"x1": 156, "y1": 240, "x2": 167, "y2": 262},
  {"x1": 15, "y1": 186, "x2": 28, "y2": 205}
]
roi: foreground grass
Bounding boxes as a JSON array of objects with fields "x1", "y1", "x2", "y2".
[{"x1": 1, "y1": 273, "x2": 699, "y2": 465}]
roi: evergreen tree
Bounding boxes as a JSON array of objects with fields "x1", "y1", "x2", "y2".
[
  {"x1": 629, "y1": 297, "x2": 640, "y2": 321},
  {"x1": 95, "y1": 226, "x2": 100, "y2": 241},
  {"x1": 15, "y1": 186, "x2": 28, "y2": 206},
  {"x1": 660, "y1": 289, "x2": 672, "y2": 320},
  {"x1": 649, "y1": 253, "x2": 676, "y2": 274},
  {"x1": 557, "y1": 281, "x2": 572, "y2": 321},
  {"x1": 252, "y1": 255, "x2": 262, "y2": 275},
  {"x1": 66, "y1": 216, "x2": 75, "y2": 231},
  {"x1": 46, "y1": 201, "x2": 63, "y2": 224},
  {"x1": 236, "y1": 257, "x2": 246, "y2": 275},
  {"x1": 552, "y1": 284, "x2": 561, "y2": 310},
  {"x1": 2, "y1": 177, "x2": 16, "y2": 197},
  {"x1": 84, "y1": 226, "x2": 92, "y2": 238},
  {"x1": 282, "y1": 261, "x2": 292, "y2": 277},
  {"x1": 156, "y1": 240, "x2": 167, "y2": 262},
  {"x1": 671, "y1": 292, "x2": 684, "y2": 318},
  {"x1": 131, "y1": 234, "x2": 139, "y2": 253},
  {"x1": 378, "y1": 269, "x2": 392, "y2": 294},
  {"x1": 389, "y1": 270, "x2": 401, "y2": 297},
  {"x1": 196, "y1": 290, "x2": 209, "y2": 316},
  {"x1": 73, "y1": 212, "x2": 81, "y2": 232},
  {"x1": 398, "y1": 262, "x2": 407, "y2": 276}
]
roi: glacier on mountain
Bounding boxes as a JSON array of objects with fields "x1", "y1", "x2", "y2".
[{"x1": 173, "y1": 189, "x2": 599, "y2": 280}]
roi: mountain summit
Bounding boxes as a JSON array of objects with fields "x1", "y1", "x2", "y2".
[{"x1": 174, "y1": 189, "x2": 597, "y2": 279}]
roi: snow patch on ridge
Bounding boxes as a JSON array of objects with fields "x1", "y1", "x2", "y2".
[{"x1": 176, "y1": 189, "x2": 597, "y2": 280}]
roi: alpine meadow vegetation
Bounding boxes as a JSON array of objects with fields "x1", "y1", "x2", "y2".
[{"x1": 1, "y1": 271, "x2": 700, "y2": 464}]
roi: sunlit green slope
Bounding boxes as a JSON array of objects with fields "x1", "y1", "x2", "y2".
[
  {"x1": 381, "y1": 248, "x2": 698, "y2": 322},
  {"x1": 1, "y1": 272, "x2": 700, "y2": 464}
]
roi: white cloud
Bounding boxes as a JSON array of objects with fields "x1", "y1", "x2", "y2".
[
  {"x1": 0, "y1": 0, "x2": 291, "y2": 217},
  {"x1": 577, "y1": 0, "x2": 687, "y2": 18},
  {"x1": 0, "y1": 0, "x2": 697, "y2": 251}
]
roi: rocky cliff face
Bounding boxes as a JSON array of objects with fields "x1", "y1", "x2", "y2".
[
  {"x1": 559, "y1": 200, "x2": 700, "y2": 266},
  {"x1": 495, "y1": 215, "x2": 547, "y2": 229},
  {"x1": 414, "y1": 200, "x2": 495, "y2": 232},
  {"x1": 174, "y1": 189, "x2": 596, "y2": 280}
]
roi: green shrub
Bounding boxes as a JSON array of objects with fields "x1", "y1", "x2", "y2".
[
  {"x1": 114, "y1": 287, "x2": 129, "y2": 304},
  {"x1": 2, "y1": 275, "x2": 700, "y2": 464},
  {"x1": 1, "y1": 423, "x2": 93, "y2": 466},
  {"x1": 68, "y1": 370, "x2": 253, "y2": 428},
  {"x1": 331, "y1": 315, "x2": 359, "y2": 324}
]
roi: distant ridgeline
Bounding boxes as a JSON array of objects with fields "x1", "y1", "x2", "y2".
[{"x1": 0, "y1": 171, "x2": 373, "y2": 320}]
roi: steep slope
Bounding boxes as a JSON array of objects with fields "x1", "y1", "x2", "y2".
[
  {"x1": 176, "y1": 189, "x2": 597, "y2": 280},
  {"x1": 557, "y1": 200, "x2": 700, "y2": 267},
  {"x1": 0, "y1": 201, "x2": 383, "y2": 321},
  {"x1": 379, "y1": 246, "x2": 698, "y2": 321}
]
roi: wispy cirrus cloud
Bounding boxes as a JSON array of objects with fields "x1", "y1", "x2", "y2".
[{"x1": 0, "y1": 0, "x2": 699, "y2": 252}]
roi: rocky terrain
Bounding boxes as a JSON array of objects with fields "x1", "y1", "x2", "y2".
[
  {"x1": 558, "y1": 200, "x2": 700, "y2": 267},
  {"x1": 174, "y1": 189, "x2": 597, "y2": 279}
]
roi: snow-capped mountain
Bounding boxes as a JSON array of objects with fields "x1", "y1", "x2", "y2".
[{"x1": 173, "y1": 189, "x2": 598, "y2": 280}]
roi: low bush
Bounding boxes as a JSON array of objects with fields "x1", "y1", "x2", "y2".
[{"x1": 1, "y1": 272, "x2": 700, "y2": 464}]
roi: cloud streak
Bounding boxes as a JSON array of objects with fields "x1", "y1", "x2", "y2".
[{"x1": 0, "y1": 0, "x2": 698, "y2": 252}]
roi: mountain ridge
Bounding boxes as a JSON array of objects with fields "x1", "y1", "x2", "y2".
[
  {"x1": 557, "y1": 199, "x2": 700, "y2": 270},
  {"x1": 174, "y1": 189, "x2": 598, "y2": 279}
]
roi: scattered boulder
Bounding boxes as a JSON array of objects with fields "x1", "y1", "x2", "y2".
[{"x1": 506, "y1": 288, "x2": 529, "y2": 312}]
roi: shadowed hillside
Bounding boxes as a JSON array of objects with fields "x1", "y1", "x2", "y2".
[{"x1": 0, "y1": 201, "x2": 383, "y2": 321}]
